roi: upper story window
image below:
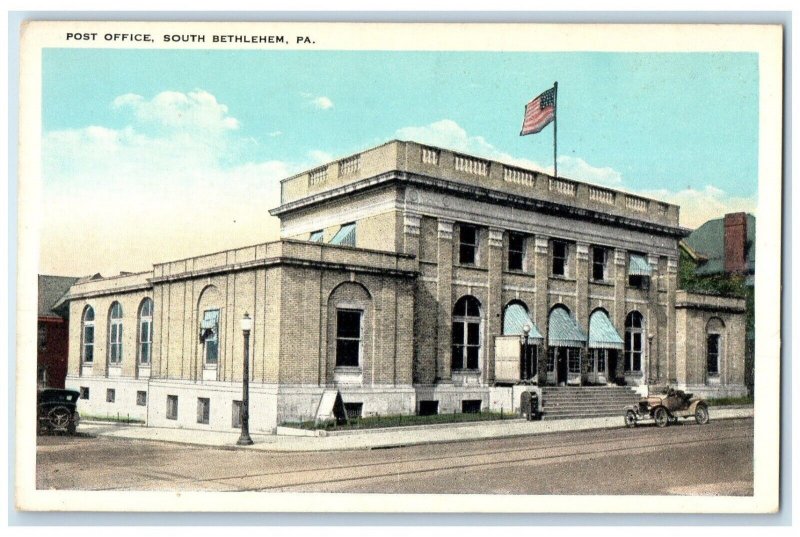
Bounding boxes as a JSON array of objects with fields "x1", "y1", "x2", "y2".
[
  {"x1": 592, "y1": 247, "x2": 608, "y2": 281},
  {"x1": 459, "y1": 224, "x2": 478, "y2": 265},
  {"x1": 309, "y1": 230, "x2": 324, "y2": 243},
  {"x1": 82, "y1": 306, "x2": 95, "y2": 363},
  {"x1": 138, "y1": 298, "x2": 154, "y2": 366},
  {"x1": 200, "y1": 309, "x2": 220, "y2": 366},
  {"x1": 330, "y1": 223, "x2": 356, "y2": 246},
  {"x1": 108, "y1": 302, "x2": 123, "y2": 365},
  {"x1": 451, "y1": 296, "x2": 482, "y2": 371},
  {"x1": 628, "y1": 253, "x2": 652, "y2": 289},
  {"x1": 624, "y1": 311, "x2": 644, "y2": 372},
  {"x1": 335, "y1": 309, "x2": 362, "y2": 367},
  {"x1": 38, "y1": 325, "x2": 47, "y2": 351},
  {"x1": 552, "y1": 240, "x2": 569, "y2": 277},
  {"x1": 508, "y1": 232, "x2": 525, "y2": 271}
]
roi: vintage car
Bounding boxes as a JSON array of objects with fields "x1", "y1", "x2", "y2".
[
  {"x1": 37, "y1": 388, "x2": 81, "y2": 434},
  {"x1": 624, "y1": 387, "x2": 709, "y2": 428}
]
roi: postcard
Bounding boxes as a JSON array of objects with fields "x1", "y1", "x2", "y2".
[{"x1": 16, "y1": 20, "x2": 782, "y2": 513}]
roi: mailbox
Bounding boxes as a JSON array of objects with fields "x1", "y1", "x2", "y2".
[{"x1": 520, "y1": 391, "x2": 541, "y2": 421}]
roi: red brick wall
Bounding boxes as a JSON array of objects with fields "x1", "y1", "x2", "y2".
[
  {"x1": 724, "y1": 212, "x2": 748, "y2": 274},
  {"x1": 38, "y1": 317, "x2": 69, "y2": 388}
]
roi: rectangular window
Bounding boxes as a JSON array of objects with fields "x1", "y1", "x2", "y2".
[
  {"x1": 139, "y1": 319, "x2": 152, "y2": 365},
  {"x1": 592, "y1": 247, "x2": 607, "y2": 281},
  {"x1": 79, "y1": 387, "x2": 89, "y2": 400},
  {"x1": 83, "y1": 325, "x2": 94, "y2": 363},
  {"x1": 461, "y1": 400, "x2": 482, "y2": 414},
  {"x1": 106, "y1": 388, "x2": 115, "y2": 403},
  {"x1": 109, "y1": 322, "x2": 123, "y2": 364},
  {"x1": 508, "y1": 232, "x2": 525, "y2": 271},
  {"x1": 418, "y1": 400, "x2": 439, "y2": 416},
  {"x1": 568, "y1": 349, "x2": 581, "y2": 374},
  {"x1": 451, "y1": 321, "x2": 480, "y2": 370},
  {"x1": 335, "y1": 309, "x2": 362, "y2": 367},
  {"x1": 202, "y1": 309, "x2": 220, "y2": 365},
  {"x1": 625, "y1": 332, "x2": 643, "y2": 372},
  {"x1": 459, "y1": 224, "x2": 478, "y2": 265},
  {"x1": 166, "y1": 395, "x2": 178, "y2": 420},
  {"x1": 344, "y1": 402, "x2": 363, "y2": 420},
  {"x1": 232, "y1": 400, "x2": 243, "y2": 428},
  {"x1": 628, "y1": 275, "x2": 650, "y2": 289},
  {"x1": 38, "y1": 325, "x2": 47, "y2": 350},
  {"x1": 707, "y1": 334, "x2": 720, "y2": 376},
  {"x1": 595, "y1": 349, "x2": 607, "y2": 373},
  {"x1": 197, "y1": 398, "x2": 210, "y2": 424},
  {"x1": 552, "y1": 240, "x2": 568, "y2": 277},
  {"x1": 309, "y1": 230, "x2": 324, "y2": 242},
  {"x1": 547, "y1": 347, "x2": 556, "y2": 372},
  {"x1": 136, "y1": 391, "x2": 147, "y2": 406}
]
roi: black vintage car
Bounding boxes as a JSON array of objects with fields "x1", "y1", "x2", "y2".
[{"x1": 37, "y1": 389, "x2": 80, "y2": 434}]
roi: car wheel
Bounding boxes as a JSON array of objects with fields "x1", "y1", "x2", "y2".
[
  {"x1": 654, "y1": 407, "x2": 669, "y2": 428},
  {"x1": 624, "y1": 410, "x2": 637, "y2": 428},
  {"x1": 47, "y1": 406, "x2": 71, "y2": 430},
  {"x1": 695, "y1": 404, "x2": 710, "y2": 425}
]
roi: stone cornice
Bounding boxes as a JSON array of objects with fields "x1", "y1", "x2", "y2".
[{"x1": 270, "y1": 171, "x2": 690, "y2": 239}]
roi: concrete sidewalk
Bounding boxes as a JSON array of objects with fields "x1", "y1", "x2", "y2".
[{"x1": 78, "y1": 406, "x2": 753, "y2": 452}]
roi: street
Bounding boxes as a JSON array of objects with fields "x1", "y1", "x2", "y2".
[{"x1": 36, "y1": 417, "x2": 753, "y2": 495}]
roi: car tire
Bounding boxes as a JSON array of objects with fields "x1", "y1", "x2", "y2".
[
  {"x1": 654, "y1": 407, "x2": 669, "y2": 428},
  {"x1": 624, "y1": 410, "x2": 637, "y2": 428},
  {"x1": 695, "y1": 404, "x2": 710, "y2": 425},
  {"x1": 47, "y1": 406, "x2": 72, "y2": 430}
]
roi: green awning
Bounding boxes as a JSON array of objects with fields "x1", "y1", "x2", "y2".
[
  {"x1": 588, "y1": 310, "x2": 624, "y2": 350},
  {"x1": 548, "y1": 307, "x2": 587, "y2": 347},
  {"x1": 502, "y1": 303, "x2": 543, "y2": 341},
  {"x1": 628, "y1": 253, "x2": 652, "y2": 276},
  {"x1": 330, "y1": 223, "x2": 356, "y2": 246}
]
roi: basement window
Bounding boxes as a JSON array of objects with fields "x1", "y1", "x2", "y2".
[
  {"x1": 167, "y1": 395, "x2": 178, "y2": 420},
  {"x1": 461, "y1": 400, "x2": 482, "y2": 414}
]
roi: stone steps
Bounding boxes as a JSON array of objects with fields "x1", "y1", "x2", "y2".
[{"x1": 541, "y1": 386, "x2": 640, "y2": 420}]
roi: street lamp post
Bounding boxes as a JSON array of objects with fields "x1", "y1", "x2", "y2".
[
  {"x1": 237, "y1": 312, "x2": 254, "y2": 446},
  {"x1": 521, "y1": 323, "x2": 531, "y2": 383}
]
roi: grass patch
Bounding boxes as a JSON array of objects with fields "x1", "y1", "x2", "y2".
[
  {"x1": 81, "y1": 413, "x2": 145, "y2": 424},
  {"x1": 281, "y1": 410, "x2": 518, "y2": 431},
  {"x1": 706, "y1": 395, "x2": 753, "y2": 407}
]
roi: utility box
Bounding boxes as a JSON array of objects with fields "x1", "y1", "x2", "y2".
[{"x1": 520, "y1": 391, "x2": 540, "y2": 421}]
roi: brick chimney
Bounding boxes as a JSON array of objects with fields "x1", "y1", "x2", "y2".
[{"x1": 724, "y1": 212, "x2": 748, "y2": 273}]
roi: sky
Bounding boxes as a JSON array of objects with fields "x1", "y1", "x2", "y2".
[{"x1": 40, "y1": 49, "x2": 759, "y2": 276}]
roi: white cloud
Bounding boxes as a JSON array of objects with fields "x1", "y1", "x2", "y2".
[
  {"x1": 40, "y1": 90, "x2": 307, "y2": 276},
  {"x1": 307, "y1": 150, "x2": 333, "y2": 164},
  {"x1": 396, "y1": 119, "x2": 756, "y2": 229},
  {"x1": 639, "y1": 186, "x2": 757, "y2": 229},
  {"x1": 310, "y1": 96, "x2": 334, "y2": 110}
]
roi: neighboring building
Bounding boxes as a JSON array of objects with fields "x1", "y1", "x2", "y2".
[
  {"x1": 37, "y1": 275, "x2": 78, "y2": 388},
  {"x1": 63, "y1": 140, "x2": 748, "y2": 432},
  {"x1": 680, "y1": 212, "x2": 756, "y2": 394}
]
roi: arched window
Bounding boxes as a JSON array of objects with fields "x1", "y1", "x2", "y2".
[
  {"x1": 327, "y1": 282, "x2": 372, "y2": 371},
  {"x1": 108, "y1": 302, "x2": 123, "y2": 365},
  {"x1": 706, "y1": 318, "x2": 725, "y2": 378},
  {"x1": 138, "y1": 298, "x2": 154, "y2": 366},
  {"x1": 624, "y1": 311, "x2": 644, "y2": 372},
  {"x1": 452, "y1": 296, "x2": 481, "y2": 371},
  {"x1": 81, "y1": 306, "x2": 95, "y2": 363}
]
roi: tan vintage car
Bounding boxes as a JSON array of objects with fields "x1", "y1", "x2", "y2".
[{"x1": 624, "y1": 387, "x2": 709, "y2": 428}]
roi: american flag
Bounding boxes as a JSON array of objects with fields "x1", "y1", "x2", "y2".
[{"x1": 520, "y1": 86, "x2": 556, "y2": 136}]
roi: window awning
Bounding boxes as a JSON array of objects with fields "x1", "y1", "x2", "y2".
[
  {"x1": 628, "y1": 253, "x2": 652, "y2": 276},
  {"x1": 588, "y1": 310, "x2": 624, "y2": 350},
  {"x1": 503, "y1": 304, "x2": 543, "y2": 341},
  {"x1": 548, "y1": 308, "x2": 587, "y2": 347},
  {"x1": 330, "y1": 223, "x2": 356, "y2": 246}
]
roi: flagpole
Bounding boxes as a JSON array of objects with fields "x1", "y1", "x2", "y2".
[{"x1": 553, "y1": 81, "x2": 558, "y2": 178}]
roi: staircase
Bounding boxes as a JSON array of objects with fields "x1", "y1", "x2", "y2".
[{"x1": 541, "y1": 386, "x2": 641, "y2": 420}]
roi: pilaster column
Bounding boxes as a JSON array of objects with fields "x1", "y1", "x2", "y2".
[
  {"x1": 402, "y1": 211, "x2": 421, "y2": 259},
  {"x1": 486, "y1": 227, "x2": 504, "y2": 383},
  {"x1": 647, "y1": 253, "x2": 660, "y2": 385},
  {"x1": 533, "y1": 236, "x2": 550, "y2": 385},
  {"x1": 613, "y1": 248, "x2": 627, "y2": 382},
  {"x1": 666, "y1": 255, "x2": 679, "y2": 384},
  {"x1": 436, "y1": 218, "x2": 454, "y2": 383},
  {"x1": 576, "y1": 242, "x2": 590, "y2": 385}
]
